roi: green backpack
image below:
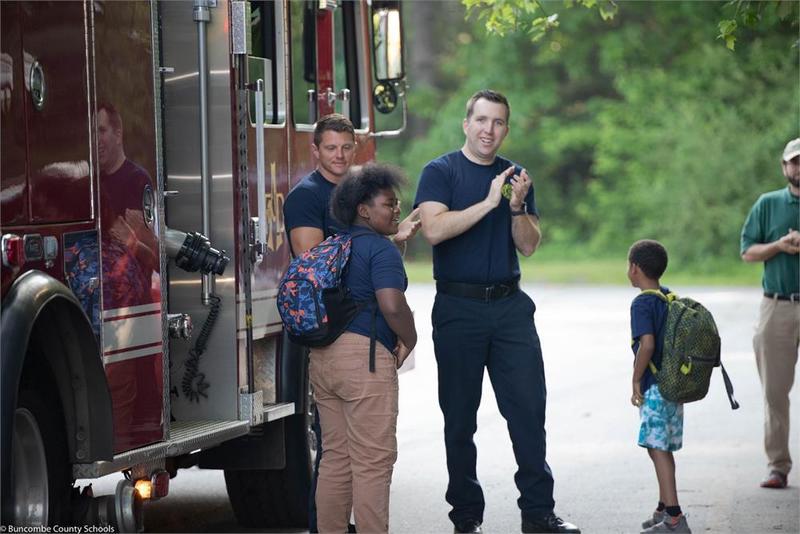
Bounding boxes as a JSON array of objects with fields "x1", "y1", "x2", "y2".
[{"x1": 642, "y1": 290, "x2": 740, "y2": 410}]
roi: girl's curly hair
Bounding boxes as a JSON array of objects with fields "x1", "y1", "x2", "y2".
[{"x1": 331, "y1": 163, "x2": 406, "y2": 225}]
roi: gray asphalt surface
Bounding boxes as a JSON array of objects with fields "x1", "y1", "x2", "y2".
[{"x1": 84, "y1": 284, "x2": 800, "y2": 533}]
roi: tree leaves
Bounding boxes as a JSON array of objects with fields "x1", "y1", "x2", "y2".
[
  {"x1": 464, "y1": 0, "x2": 600, "y2": 42},
  {"x1": 389, "y1": 2, "x2": 798, "y2": 266},
  {"x1": 717, "y1": 19, "x2": 738, "y2": 50},
  {"x1": 465, "y1": 0, "x2": 797, "y2": 49},
  {"x1": 718, "y1": 0, "x2": 798, "y2": 50}
]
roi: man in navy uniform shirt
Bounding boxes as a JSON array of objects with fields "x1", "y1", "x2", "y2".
[
  {"x1": 285, "y1": 114, "x2": 420, "y2": 254},
  {"x1": 284, "y1": 114, "x2": 355, "y2": 254},
  {"x1": 414, "y1": 90, "x2": 579, "y2": 534}
]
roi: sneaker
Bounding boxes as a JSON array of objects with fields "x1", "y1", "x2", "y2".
[
  {"x1": 760, "y1": 470, "x2": 788, "y2": 489},
  {"x1": 641, "y1": 510, "x2": 667, "y2": 529},
  {"x1": 640, "y1": 514, "x2": 691, "y2": 534}
]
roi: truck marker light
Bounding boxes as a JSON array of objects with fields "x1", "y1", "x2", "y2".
[
  {"x1": 134, "y1": 479, "x2": 152, "y2": 500},
  {"x1": 131, "y1": 470, "x2": 170, "y2": 503},
  {"x1": 43, "y1": 235, "x2": 58, "y2": 259},
  {"x1": 1, "y1": 234, "x2": 23, "y2": 267},
  {"x1": 151, "y1": 469, "x2": 170, "y2": 499},
  {"x1": 23, "y1": 234, "x2": 44, "y2": 261}
]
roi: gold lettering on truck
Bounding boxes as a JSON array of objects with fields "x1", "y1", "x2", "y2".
[{"x1": 265, "y1": 162, "x2": 285, "y2": 252}]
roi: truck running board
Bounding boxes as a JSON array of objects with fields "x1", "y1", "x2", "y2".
[{"x1": 73, "y1": 402, "x2": 295, "y2": 479}]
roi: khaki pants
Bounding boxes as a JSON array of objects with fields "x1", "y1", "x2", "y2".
[
  {"x1": 310, "y1": 332, "x2": 399, "y2": 534},
  {"x1": 753, "y1": 297, "x2": 800, "y2": 475}
]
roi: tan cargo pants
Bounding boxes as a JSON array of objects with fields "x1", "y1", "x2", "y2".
[
  {"x1": 310, "y1": 332, "x2": 399, "y2": 534},
  {"x1": 753, "y1": 296, "x2": 800, "y2": 475}
]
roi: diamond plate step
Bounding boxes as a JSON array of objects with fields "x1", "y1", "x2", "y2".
[{"x1": 74, "y1": 419, "x2": 249, "y2": 478}]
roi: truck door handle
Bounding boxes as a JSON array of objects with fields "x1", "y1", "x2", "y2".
[
  {"x1": 29, "y1": 60, "x2": 45, "y2": 111},
  {"x1": 307, "y1": 89, "x2": 317, "y2": 123},
  {"x1": 253, "y1": 78, "x2": 267, "y2": 263},
  {"x1": 338, "y1": 88, "x2": 350, "y2": 120}
]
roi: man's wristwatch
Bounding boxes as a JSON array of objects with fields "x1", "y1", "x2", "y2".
[{"x1": 510, "y1": 202, "x2": 527, "y2": 216}]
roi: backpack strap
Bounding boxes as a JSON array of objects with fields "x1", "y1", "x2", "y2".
[
  {"x1": 640, "y1": 289, "x2": 677, "y2": 302},
  {"x1": 369, "y1": 301, "x2": 377, "y2": 372},
  {"x1": 720, "y1": 362, "x2": 740, "y2": 410},
  {"x1": 639, "y1": 289, "x2": 675, "y2": 375},
  {"x1": 351, "y1": 298, "x2": 378, "y2": 372},
  {"x1": 347, "y1": 227, "x2": 380, "y2": 372}
]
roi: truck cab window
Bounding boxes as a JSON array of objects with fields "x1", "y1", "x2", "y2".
[
  {"x1": 333, "y1": 1, "x2": 366, "y2": 129},
  {"x1": 249, "y1": 0, "x2": 285, "y2": 125},
  {"x1": 289, "y1": 0, "x2": 316, "y2": 126}
]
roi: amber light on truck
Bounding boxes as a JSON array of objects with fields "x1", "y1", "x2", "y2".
[
  {"x1": 135, "y1": 469, "x2": 170, "y2": 501},
  {"x1": 134, "y1": 479, "x2": 152, "y2": 499}
]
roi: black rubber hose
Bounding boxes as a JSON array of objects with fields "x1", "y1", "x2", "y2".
[{"x1": 182, "y1": 294, "x2": 221, "y2": 403}]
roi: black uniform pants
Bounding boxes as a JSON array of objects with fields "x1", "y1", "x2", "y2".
[{"x1": 432, "y1": 290, "x2": 555, "y2": 525}]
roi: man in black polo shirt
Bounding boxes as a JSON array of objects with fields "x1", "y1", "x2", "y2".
[{"x1": 414, "y1": 90, "x2": 579, "y2": 534}]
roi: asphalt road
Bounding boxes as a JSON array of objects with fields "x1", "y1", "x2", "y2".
[{"x1": 84, "y1": 284, "x2": 800, "y2": 533}]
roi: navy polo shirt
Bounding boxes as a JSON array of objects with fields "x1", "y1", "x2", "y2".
[
  {"x1": 630, "y1": 286, "x2": 670, "y2": 394},
  {"x1": 344, "y1": 226, "x2": 408, "y2": 352},
  {"x1": 414, "y1": 150, "x2": 538, "y2": 284},
  {"x1": 283, "y1": 170, "x2": 343, "y2": 255}
]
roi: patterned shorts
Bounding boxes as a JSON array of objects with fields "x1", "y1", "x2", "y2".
[{"x1": 638, "y1": 384, "x2": 683, "y2": 452}]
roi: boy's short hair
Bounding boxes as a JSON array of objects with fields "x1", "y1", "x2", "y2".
[
  {"x1": 628, "y1": 239, "x2": 668, "y2": 280},
  {"x1": 314, "y1": 114, "x2": 355, "y2": 146}
]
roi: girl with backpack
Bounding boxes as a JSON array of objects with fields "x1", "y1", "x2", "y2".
[{"x1": 311, "y1": 163, "x2": 417, "y2": 534}]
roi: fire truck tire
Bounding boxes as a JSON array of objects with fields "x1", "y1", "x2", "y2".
[
  {"x1": 12, "y1": 388, "x2": 72, "y2": 526},
  {"x1": 224, "y1": 413, "x2": 313, "y2": 528}
]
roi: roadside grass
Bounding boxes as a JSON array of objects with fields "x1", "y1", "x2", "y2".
[{"x1": 404, "y1": 255, "x2": 762, "y2": 286}]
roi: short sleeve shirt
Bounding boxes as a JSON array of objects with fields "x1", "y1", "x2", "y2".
[
  {"x1": 283, "y1": 170, "x2": 343, "y2": 255},
  {"x1": 413, "y1": 151, "x2": 538, "y2": 284},
  {"x1": 740, "y1": 186, "x2": 800, "y2": 295},
  {"x1": 100, "y1": 159, "x2": 158, "y2": 308},
  {"x1": 344, "y1": 226, "x2": 408, "y2": 352},
  {"x1": 630, "y1": 286, "x2": 670, "y2": 394}
]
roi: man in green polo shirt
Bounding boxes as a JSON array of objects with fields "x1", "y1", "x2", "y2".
[{"x1": 741, "y1": 137, "x2": 800, "y2": 490}]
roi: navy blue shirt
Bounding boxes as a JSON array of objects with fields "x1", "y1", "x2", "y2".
[
  {"x1": 283, "y1": 170, "x2": 343, "y2": 255},
  {"x1": 344, "y1": 226, "x2": 408, "y2": 352},
  {"x1": 630, "y1": 286, "x2": 670, "y2": 393},
  {"x1": 413, "y1": 151, "x2": 538, "y2": 284}
]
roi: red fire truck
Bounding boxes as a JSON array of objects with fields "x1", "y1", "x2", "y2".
[{"x1": 0, "y1": 0, "x2": 406, "y2": 530}]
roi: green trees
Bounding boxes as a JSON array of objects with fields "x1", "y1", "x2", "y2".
[{"x1": 384, "y1": 1, "x2": 798, "y2": 269}]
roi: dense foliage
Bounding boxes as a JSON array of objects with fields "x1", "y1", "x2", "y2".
[{"x1": 381, "y1": 1, "x2": 799, "y2": 269}]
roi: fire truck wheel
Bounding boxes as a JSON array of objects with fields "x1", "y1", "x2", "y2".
[
  {"x1": 224, "y1": 413, "x2": 314, "y2": 528},
  {"x1": 12, "y1": 388, "x2": 73, "y2": 526}
]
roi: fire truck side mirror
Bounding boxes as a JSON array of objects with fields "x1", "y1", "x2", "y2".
[
  {"x1": 371, "y1": 1, "x2": 404, "y2": 83},
  {"x1": 372, "y1": 82, "x2": 397, "y2": 114}
]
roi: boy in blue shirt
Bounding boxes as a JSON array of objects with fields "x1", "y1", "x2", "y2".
[{"x1": 627, "y1": 240, "x2": 691, "y2": 534}]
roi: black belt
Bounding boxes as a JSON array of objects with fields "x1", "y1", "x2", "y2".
[
  {"x1": 764, "y1": 292, "x2": 800, "y2": 302},
  {"x1": 436, "y1": 278, "x2": 519, "y2": 301}
]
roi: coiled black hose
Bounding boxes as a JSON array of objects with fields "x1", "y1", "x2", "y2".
[{"x1": 182, "y1": 294, "x2": 221, "y2": 403}]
